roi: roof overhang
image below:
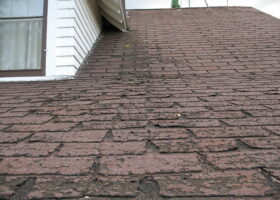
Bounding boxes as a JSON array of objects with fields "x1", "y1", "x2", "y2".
[{"x1": 98, "y1": 0, "x2": 128, "y2": 32}]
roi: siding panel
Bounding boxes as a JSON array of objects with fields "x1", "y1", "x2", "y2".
[{"x1": 54, "y1": 0, "x2": 102, "y2": 74}]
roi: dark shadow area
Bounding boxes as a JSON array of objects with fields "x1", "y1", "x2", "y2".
[{"x1": 102, "y1": 17, "x2": 120, "y2": 32}]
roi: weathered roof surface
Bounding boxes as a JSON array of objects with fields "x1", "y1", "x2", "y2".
[{"x1": 1, "y1": 7, "x2": 280, "y2": 199}]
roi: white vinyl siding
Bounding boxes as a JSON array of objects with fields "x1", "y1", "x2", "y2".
[{"x1": 47, "y1": 0, "x2": 102, "y2": 76}]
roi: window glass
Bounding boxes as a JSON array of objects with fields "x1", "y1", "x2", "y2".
[
  {"x1": 0, "y1": 0, "x2": 44, "y2": 18},
  {"x1": 12, "y1": 0, "x2": 29, "y2": 17},
  {"x1": 0, "y1": 19, "x2": 42, "y2": 70},
  {"x1": 0, "y1": 0, "x2": 12, "y2": 17},
  {"x1": 28, "y1": 0, "x2": 44, "y2": 16},
  {"x1": 0, "y1": 0, "x2": 44, "y2": 71}
]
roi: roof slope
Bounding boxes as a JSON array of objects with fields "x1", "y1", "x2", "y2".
[{"x1": 1, "y1": 7, "x2": 280, "y2": 199}]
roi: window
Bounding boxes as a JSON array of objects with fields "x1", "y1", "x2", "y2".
[{"x1": 0, "y1": 0, "x2": 47, "y2": 77}]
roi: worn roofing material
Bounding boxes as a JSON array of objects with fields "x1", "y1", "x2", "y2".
[{"x1": 0, "y1": 7, "x2": 280, "y2": 200}]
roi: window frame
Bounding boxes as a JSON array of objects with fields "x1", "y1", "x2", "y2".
[{"x1": 0, "y1": 0, "x2": 48, "y2": 77}]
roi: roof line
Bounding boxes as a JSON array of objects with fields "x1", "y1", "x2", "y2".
[{"x1": 126, "y1": 6, "x2": 252, "y2": 11}]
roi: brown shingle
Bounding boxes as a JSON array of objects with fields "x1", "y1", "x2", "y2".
[{"x1": 0, "y1": 7, "x2": 280, "y2": 199}]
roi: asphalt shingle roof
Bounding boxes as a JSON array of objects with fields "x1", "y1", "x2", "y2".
[{"x1": 0, "y1": 7, "x2": 280, "y2": 200}]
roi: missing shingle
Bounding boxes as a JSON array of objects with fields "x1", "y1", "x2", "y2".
[
  {"x1": 92, "y1": 161, "x2": 100, "y2": 173},
  {"x1": 261, "y1": 168, "x2": 280, "y2": 191},
  {"x1": 91, "y1": 158, "x2": 102, "y2": 183},
  {"x1": 137, "y1": 176, "x2": 161, "y2": 200},
  {"x1": 205, "y1": 106, "x2": 214, "y2": 111},
  {"x1": 145, "y1": 97, "x2": 151, "y2": 103},
  {"x1": 198, "y1": 97, "x2": 208, "y2": 102},
  {"x1": 136, "y1": 72, "x2": 152, "y2": 79},
  {"x1": 262, "y1": 127, "x2": 280, "y2": 137},
  {"x1": 50, "y1": 143, "x2": 64, "y2": 156},
  {"x1": 219, "y1": 120, "x2": 229, "y2": 127},
  {"x1": 186, "y1": 129, "x2": 198, "y2": 139},
  {"x1": 173, "y1": 102, "x2": 182, "y2": 108},
  {"x1": 197, "y1": 152, "x2": 217, "y2": 172},
  {"x1": 236, "y1": 139, "x2": 252, "y2": 150},
  {"x1": 10, "y1": 177, "x2": 36, "y2": 200},
  {"x1": 145, "y1": 140, "x2": 159, "y2": 153},
  {"x1": 103, "y1": 129, "x2": 114, "y2": 142},
  {"x1": 209, "y1": 93, "x2": 220, "y2": 97},
  {"x1": 146, "y1": 121, "x2": 155, "y2": 129},
  {"x1": 241, "y1": 110, "x2": 253, "y2": 117},
  {"x1": 112, "y1": 114, "x2": 122, "y2": 121}
]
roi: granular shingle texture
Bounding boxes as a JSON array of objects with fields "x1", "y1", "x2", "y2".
[{"x1": 1, "y1": 7, "x2": 280, "y2": 200}]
